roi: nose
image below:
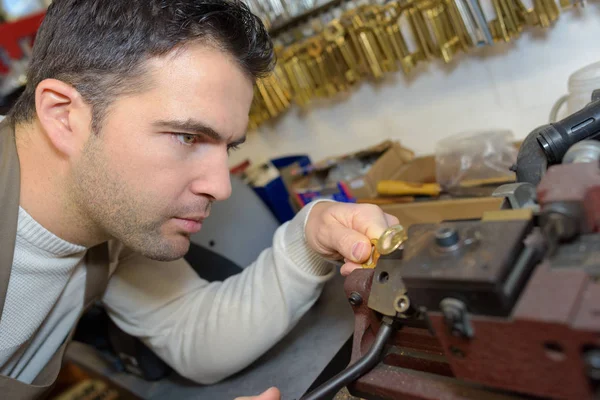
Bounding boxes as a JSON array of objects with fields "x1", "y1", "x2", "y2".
[{"x1": 189, "y1": 147, "x2": 232, "y2": 201}]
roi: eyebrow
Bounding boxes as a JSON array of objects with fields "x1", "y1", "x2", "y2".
[{"x1": 152, "y1": 119, "x2": 246, "y2": 146}]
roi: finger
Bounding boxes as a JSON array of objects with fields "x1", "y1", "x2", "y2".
[
  {"x1": 330, "y1": 226, "x2": 372, "y2": 263},
  {"x1": 384, "y1": 213, "x2": 400, "y2": 227},
  {"x1": 350, "y1": 204, "x2": 394, "y2": 240},
  {"x1": 341, "y1": 262, "x2": 363, "y2": 276},
  {"x1": 259, "y1": 387, "x2": 281, "y2": 400},
  {"x1": 234, "y1": 387, "x2": 281, "y2": 400}
]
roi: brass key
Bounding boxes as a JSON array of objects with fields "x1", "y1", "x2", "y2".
[
  {"x1": 248, "y1": 87, "x2": 271, "y2": 130},
  {"x1": 362, "y1": 239, "x2": 381, "y2": 269},
  {"x1": 397, "y1": 3, "x2": 429, "y2": 66},
  {"x1": 449, "y1": 0, "x2": 495, "y2": 48},
  {"x1": 559, "y1": 0, "x2": 573, "y2": 9},
  {"x1": 323, "y1": 42, "x2": 346, "y2": 91},
  {"x1": 323, "y1": 19, "x2": 361, "y2": 84},
  {"x1": 416, "y1": 0, "x2": 461, "y2": 63},
  {"x1": 489, "y1": 0, "x2": 511, "y2": 42},
  {"x1": 499, "y1": 0, "x2": 521, "y2": 34},
  {"x1": 513, "y1": 0, "x2": 538, "y2": 26},
  {"x1": 362, "y1": 5, "x2": 399, "y2": 74},
  {"x1": 299, "y1": 42, "x2": 325, "y2": 98},
  {"x1": 379, "y1": 3, "x2": 418, "y2": 74},
  {"x1": 269, "y1": 64, "x2": 292, "y2": 110},
  {"x1": 354, "y1": 23, "x2": 386, "y2": 79},
  {"x1": 282, "y1": 46, "x2": 312, "y2": 107},
  {"x1": 445, "y1": 0, "x2": 473, "y2": 50},
  {"x1": 533, "y1": 0, "x2": 559, "y2": 28},
  {"x1": 343, "y1": 10, "x2": 372, "y2": 77},
  {"x1": 297, "y1": 50, "x2": 317, "y2": 101},
  {"x1": 376, "y1": 225, "x2": 408, "y2": 256},
  {"x1": 255, "y1": 78, "x2": 278, "y2": 118},
  {"x1": 407, "y1": 1, "x2": 436, "y2": 60},
  {"x1": 306, "y1": 36, "x2": 338, "y2": 97}
]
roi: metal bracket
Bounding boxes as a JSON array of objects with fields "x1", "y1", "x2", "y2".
[
  {"x1": 492, "y1": 182, "x2": 539, "y2": 211},
  {"x1": 440, "y1": 298, "x2": 474, "y2": 339}
]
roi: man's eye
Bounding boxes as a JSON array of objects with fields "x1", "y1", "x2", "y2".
[
  {"x1": 227, "y1": 144, "x2": 240, "y2": 154},
  {"x1": 175, "y1": 134, "x2": 198, "y2": 146}
]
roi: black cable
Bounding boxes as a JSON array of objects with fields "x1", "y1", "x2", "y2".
[{"x1": 300, "y1": 321, "x2": 395, "y2": 400}]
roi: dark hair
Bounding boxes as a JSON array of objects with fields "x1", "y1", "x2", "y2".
[{"x1": 8, "y1": 0, "x2": 274, "y2": 131}]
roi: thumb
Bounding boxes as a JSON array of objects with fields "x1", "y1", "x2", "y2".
[
  {"x1": 333, "y1": 226, "x2": 373, "y2": 264},
  {"x1": 234, "y1": 387, "x2": 281, "y2": 400}
]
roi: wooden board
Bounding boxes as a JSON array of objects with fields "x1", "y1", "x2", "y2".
[{"x1": 380, "y1": 197, "x2": 504, "y2": 229}]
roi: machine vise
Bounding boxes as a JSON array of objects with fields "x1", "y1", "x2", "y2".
[{"x1": 302, "y1": 94, "x2": 600, "y2": 400}]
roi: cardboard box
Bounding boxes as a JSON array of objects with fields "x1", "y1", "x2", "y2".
[
  {"x1": 288, "y1": 140, "x2": 415, "y2": 207},
  {"x1": 346, "y1": 141, "x2": 415, "y2": 198},
  {"x1": 363, "y1": 143, "x2": 522, "y2": 228},
  {"x1": 286, "y1": 138, "x2": 521, "y2": 210},
  {"x1": 388, "y1": 155, "x2": 437, "y2": 184},
  {"x1": 377, "y1": 140, "x2": 521, "y2": 187}
]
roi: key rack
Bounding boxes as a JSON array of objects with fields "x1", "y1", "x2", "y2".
[{"x1": 247, "y1": 0, "x2": 592, "y2": 130}]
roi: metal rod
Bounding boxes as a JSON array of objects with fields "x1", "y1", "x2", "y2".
[{"x1": 300, "y1": 320, "x2": 396, "y2": 400}]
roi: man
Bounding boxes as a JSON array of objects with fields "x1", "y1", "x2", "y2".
[{"x1": 0, "y1": 1, "x2": 399, "y2": 399}]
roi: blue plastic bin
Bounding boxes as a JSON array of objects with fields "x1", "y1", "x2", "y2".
[{"x1": 251, "y1": 155, "x2": 311, "y2": 224}]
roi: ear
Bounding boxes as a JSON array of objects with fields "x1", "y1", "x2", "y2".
[{"x1": 35, "y1": 79, "x2": 92, "y2": 157}]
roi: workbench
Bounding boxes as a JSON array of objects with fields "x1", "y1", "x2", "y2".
[{"x1": 66, "y1": 273, "x2": 355, "y2": 400}]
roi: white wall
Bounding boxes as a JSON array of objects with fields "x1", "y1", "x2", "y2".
[{"x1": 230, "y1": 6, "x2": 600, "y2": 166}]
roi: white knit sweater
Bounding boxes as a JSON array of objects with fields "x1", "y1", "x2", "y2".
[{"x1": 0, "y1": 203, "x2": 334, "y2": 384}]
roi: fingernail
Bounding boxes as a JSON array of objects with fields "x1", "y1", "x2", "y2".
[{"x1": 352, "y1": 242, "x2": 365, "y2": 262}]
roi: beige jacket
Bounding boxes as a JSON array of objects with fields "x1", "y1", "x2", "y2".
[{"x1": 0, "y1": 119, "x2": 109, "y2": 398}]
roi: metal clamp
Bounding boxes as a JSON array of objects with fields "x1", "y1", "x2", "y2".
[{"x1": 492, "y1": 182, "x2": 538, "y2": 211}]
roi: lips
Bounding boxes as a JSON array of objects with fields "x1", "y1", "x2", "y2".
[
  {"x1": 179, "y1": 216, "x2": 205, "y2": 223},
  {"x1": 173, "y1": 216, "x2": 206, "y2": 234}
]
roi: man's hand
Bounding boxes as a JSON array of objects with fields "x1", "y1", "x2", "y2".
[
  {"x1": 234, "y1": 387, "x2": 281, "y2": 400},
  {"x1": 305, "y1": 202, "x2": 400, "y2": 276}
]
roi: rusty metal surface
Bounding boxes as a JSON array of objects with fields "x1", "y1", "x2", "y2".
[
  {"x1": 537, "y1": 163, "x2": 600, "y2": 204},
  {"x1": 426, "y1": 260, "x2": 598, "y2": 400},
  {"x1": 344, "y1": 269, "x2": 379, "y2": 363},
  {"x1": 573, "y1": 279, "x2": 600, "y2": 331},
  {"x1": 350, "y1": 364, "x2": 531, "y2": 400},
  {"x1": 430, "y1": 315, "x2": 597, "y2": 399},
  {"x1": 399, "y1": 220, "x2": 533, "y2": 316},
  {"x1": 401, "y1": 221, "x2": 530, "y2": 285},
  {"x1": 345, "y1": 269, "x2": 526, "y2": 400},
  {"x1": 383, "y1": 348, "x2": 452, "y2": 377},
  {"x1": 585, "y1": 186, "x2": 600, "y2": 232},
  {"x1": 550, "y1": 234, "x2": 600, "y2": 277},
  {"x1": 344, "y1": 259, "x2": 599, "y2": 399},
  {"x1": 341, "y1": 160, "x2": 600, "y2": 400},
  {"x1": 388, "y1": 327, "x2": 442, "y2": 354},
  {"x1": 514, "y1": 261, "x2": 588, "y2": 322},
  {"x1": 367, "y1": 257, "x2": 407, "y2": 317}
]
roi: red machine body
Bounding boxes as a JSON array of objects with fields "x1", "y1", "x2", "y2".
[{"x1": 343, "y1": 160, "x2": 600, "y2": 400}]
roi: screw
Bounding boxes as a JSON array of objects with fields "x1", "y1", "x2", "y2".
[
  {"x1": 584, "y1": 349, "x2": 600, "y2": 381},
  {"x1": 435, "y1": 227, "x2": 460, "y2": 248},
  {"x1": 394, "y1": 295, "x2": 410, "y2": 313},
  {"x1": 348, "y1": 292, "x2": 363, "y2": 307}
]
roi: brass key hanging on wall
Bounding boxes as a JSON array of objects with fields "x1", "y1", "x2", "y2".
[{"x1": 248, "y1": 0, "x2": 580, "y2": 129}]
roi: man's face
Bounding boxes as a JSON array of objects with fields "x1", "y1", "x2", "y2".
[{"x1": 71, "y1": 44, "x2": 254, "y2": 261}]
